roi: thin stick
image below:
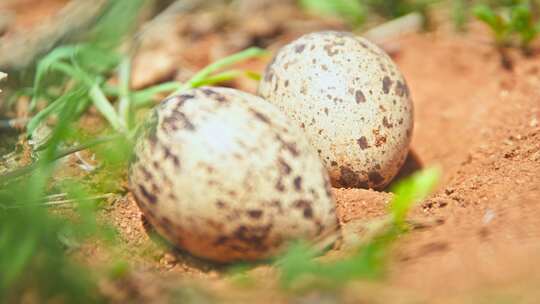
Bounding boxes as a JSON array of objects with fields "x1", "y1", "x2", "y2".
[
  {"x1": 0, "y1": 118, "x2": 27, "y2": 130},
  {"x1": 362, "y1": 12, "x2": 423, "y2": 43},
  {"x1": 0, "y1": 134, "x2": 122, "y2": 183},
  {"x1": 0, "y1": 193, "x2": 114, "y2": 210}
]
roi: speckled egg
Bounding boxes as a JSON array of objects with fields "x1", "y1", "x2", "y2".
[
  {"x1": 128, "y1": 87, "x2": 337, "y2": 263},
  {"x1": 258, "y1": 31, "x2": 413, "y2": 190}
]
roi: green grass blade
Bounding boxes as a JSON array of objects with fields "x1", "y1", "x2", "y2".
[
  {"x1": 104, "y1": 81, "x2": 183, "y2": 108},
  {"x1": 50, "y1": 62, "x2": 94, "y2": 87},
  {"x1": 48, "y1": 61, "x2": 124, "y2": 132},
  {"x1": 31, "y1": 45, "x2": 80, "y2": 111},
  {"x1": 27, "y1": 92, "x2": 73, "y2": 136},
  {"x1": 473, "y1": 4, "x2": 509, "y2": 45},
  {"x1": 131, "y1": 82, "x2": 183, "y2": 107},
  {"x1": 190, "y1": 70, "x2": 243, "y2": 88},
  {"x1": 89, "y1": 84, "x2": 124, "y2": 132},
  {"x1": 172, "y1": 47, "x2": 267, "y2": 96},
  {"x1": 389, "y1": 166, "x2": 440, "y2": 225}
]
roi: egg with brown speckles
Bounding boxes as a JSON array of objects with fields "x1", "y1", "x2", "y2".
[
  {"x1": 259, "y1": 31, "x2": 413, "y2": 190},
  {"x1": 129, "y1": 87, "x2": 338, "y2": 263}
]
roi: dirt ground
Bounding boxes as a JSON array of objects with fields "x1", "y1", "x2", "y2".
[{"x1": 1, "y1": 1, "x2": 540, "y2": 303}]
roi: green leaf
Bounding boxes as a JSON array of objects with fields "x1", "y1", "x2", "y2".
[
  {"x1": 389, "y1": 166, "x2": 441, "y2": 226},
  {"x1": 473, "y1": 4, "x2": 510, "y2": 45},
  {"x1": 245, "y1": 71, "x2": 262, "y2": 81},
  {"x1": 510, "y1": 5, "x2": 531, "y2": 31},
  {"x1": 510, "y1": 5, "x2": 538, "y2": 48}
]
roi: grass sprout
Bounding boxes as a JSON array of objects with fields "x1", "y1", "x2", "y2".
[
  {"x1": 474, "y1": 2, "x2": 540, "y2": 54},
  {"x1": 474, "y1": 4, "x2": 513, "y2": 46},
  {"x1": 276, "y1": 167, "x2": 441, "y2": 291}
]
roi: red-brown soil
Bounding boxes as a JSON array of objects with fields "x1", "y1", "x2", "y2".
[
  {"x1": 384, "y1": 26, "x2": 540, "y2": 301},
  {"x1": 101, "y1": 25, "x2": 540, "y2": 303},
  {"x1": 2, "y1": 1, "x2": 540, "y2": 303}
]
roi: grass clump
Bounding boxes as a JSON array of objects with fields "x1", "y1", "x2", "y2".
[
  {"x1": 0, "y1": 87, "x2": 106, "y2": 303},
  {"x1": 0, "y1": 1, "x2": 267, "y2": 301},
  {"x1": 474, "y1": 1, "x2": 540, "y2": 54},
  {"x1": 28, "y1": 45, "x2": 265, "y2": 140}
]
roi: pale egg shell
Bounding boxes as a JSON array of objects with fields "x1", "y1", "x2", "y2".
[
  {"x1": 258, "y1": 31, "x2": 413, "y2": 189},
  {"x1": 128, "y1": 87, "x2": 337, "y2": 263}
]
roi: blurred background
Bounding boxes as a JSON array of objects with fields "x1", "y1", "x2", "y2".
[{"x1": 1, "y1": 0, "x2": 540, "y2": 303}]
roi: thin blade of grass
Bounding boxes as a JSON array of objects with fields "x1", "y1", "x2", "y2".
[
  {"x1": 89, "y1": 84, "x2": 124, "y2": 132},
  {"x1": 31, "y1": 45, "x2": 80, "y2": 111},
  {"x1": 190, "y1": 70, "x2": 243, "y2": 87},
  {"x1": 27, "y1": 89, "x2": 86, "y2": 136},
  {"x1": 131, "y1": 81, "x2": 183, "y2": 107},
  {"x1": 389, "y1": 166, "x2": 441, "y2": 226},
  {"x1": 172, "y1": 47, "x2": 267, "y2": 96}
]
